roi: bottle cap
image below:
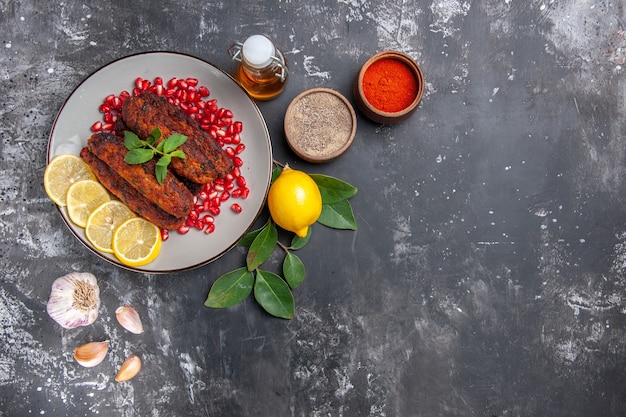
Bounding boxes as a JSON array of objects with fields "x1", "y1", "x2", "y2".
[{"x1": 242, "y1": 35, "x2": 276, "y2": 68}]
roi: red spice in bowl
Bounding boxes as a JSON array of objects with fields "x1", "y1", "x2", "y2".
[{"x1": 353, "y1": 51, "x2": 424, "y2": 124}]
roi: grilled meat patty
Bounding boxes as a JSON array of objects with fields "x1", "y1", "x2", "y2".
[
  {"x1": 86, "y1": 132, "x2": 193, "y2": 219},
  {"x1": 81, "y1": 147, "x2": 186, "y2": 230},
  {"x1": 122, "y1": 90, "x2": 233, "y2": 184}
]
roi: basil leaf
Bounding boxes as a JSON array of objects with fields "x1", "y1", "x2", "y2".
[
  {"x1": 317, "y1": 199, "x2": 357, "y2": 230},
  {"x1": 163, "y1": 133, "x2": 188, "y2": 154},
  {"x1": 205, "y1": 267, "x2": 254, "y2": 308},
  {"x1": 310, "y1": 174, "x2": 358, "y2": 204},
  {"x1": 124, "y1": 148, "x2": 154, "y2": 164},
  {"x1": 290, "y1": 228, "x2": 311, "y2": 250},
  {"x1": 155, "y1": 164, "x2": 168, "y2": 185},
  {"x1": 246, "y1": 221, "x2": 278, "y2": 271},
  {"x1": 283, "y1": 252, "x2": 305, "y2": 289},
  {"x1": 254, "y1": 270, "x2": 294, "y2": 319},
  {"x1": 123, "y1": 131, "x2": 144, "y2": 150}
]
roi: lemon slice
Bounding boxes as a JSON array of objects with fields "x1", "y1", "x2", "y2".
[
  {"x1": 112, "y1": 217, "x2": 162, "y2": 267},
  {"x1": 44, "y1": 154, "x2": 96, "y2": 206},
  {"x1": 66, "y1": 180, "x2": 111, "y2": 228},
  {"x1": 85, "y1": 201, "x2": 136, "y2": 253}
]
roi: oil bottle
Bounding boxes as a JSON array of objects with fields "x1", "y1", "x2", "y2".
[{"x1": 228, "y1": 35, "x2": 288, "y2": 100}]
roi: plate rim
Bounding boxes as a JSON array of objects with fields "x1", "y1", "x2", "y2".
[{"x1": 47, "y1": 50, "x2": 273, "y2": 274}]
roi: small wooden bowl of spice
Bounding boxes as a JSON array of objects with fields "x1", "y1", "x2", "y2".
[
  {"x1": 284, "y1": 88, "x2": 357, "y2": 163},
  {"x1": 353, "y1": 51, "x2": 424, "y2": 124}
]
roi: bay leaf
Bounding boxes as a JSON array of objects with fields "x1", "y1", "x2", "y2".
[
  {"x1": 254, "y1": 270, "x2": 295, "y2": 319},
  {"x1": 317, "y1": 199, "x2": 357, "y2": 230},
  {"x1": 205, "y1": 267, "x2": 254, "y2": 308},
  {"x1": 246, "y1": 221, "x2": 278, "y2": 271},
  {"x1": 310, "y1": 174, "x2": 357, "y2": 204},
  {"x1": 283, "y1": 252, "x2": 306, "y2": 289}
]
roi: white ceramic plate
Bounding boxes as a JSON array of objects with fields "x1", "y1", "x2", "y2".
[{"x1": 48, "y1": 52, "x2": 273, "y2": 273}]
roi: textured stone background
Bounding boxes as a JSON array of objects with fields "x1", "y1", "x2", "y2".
[{"x1": 1, "y1": 0, "x2": 625, "y2": 416}]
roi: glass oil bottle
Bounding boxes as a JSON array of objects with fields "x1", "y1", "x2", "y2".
[{"x1": 228, "y1": 35, "x2": 288, "y2": 100}]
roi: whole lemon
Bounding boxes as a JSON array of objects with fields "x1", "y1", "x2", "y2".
[{"x1": 268, "y1": 167, "x2": 322, "y2": 237}]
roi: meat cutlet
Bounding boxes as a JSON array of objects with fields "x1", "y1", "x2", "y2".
[
  {"x1": 86, "y1": 132, "x2": 193, "y2": 219},
  {"x1": 122, "y1": 90, "x2": 233, "y2": 184},
  {"x1": 81, "y1": 147, "x2": 186, "y2": 230}
]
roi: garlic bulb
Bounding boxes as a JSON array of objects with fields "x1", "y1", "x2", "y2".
[
  {"x1": 74, "y1": 341, "x2": 109, "y2": 367},
  {"x1": 115, "y1": 306, "x2": 144, "y2": 334},
  {"x1": 47, "y1": 272, "x2": 100, "y2": 329},
  {"x1": 115, "y1": 355, "x2": 142, "y2": 382}
]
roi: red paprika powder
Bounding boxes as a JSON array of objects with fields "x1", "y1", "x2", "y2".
[{"x1": 362, "y1": 58, "x2": 418, "y2": 113}]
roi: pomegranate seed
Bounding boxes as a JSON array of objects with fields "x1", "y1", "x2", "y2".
[
  {"x1": 154, "y1": 84, "x2": 164, "y2": 96},
  {"x1": 177, "y1": 79, "x2": 188, "y2": 89},
  {"x1": 233, "y1": 121, "x2": 243, "y2": 133},
  {"x1": 236, "y1": 176, "x2": 247, "y2": 187},
  {"x1": 161, "y1": 229, "x2": 169, "y2": 241},
  {"x1": 241, "y1": 187, "x2": 250, "y2": 199},
  {"x1": 231, "y1": 167, "x2": 241, "y2": 177},
  {"x1": 208, "y1": 206, "x2": 220, "y2": 216},
  {"x1": 225, "y1": 147, "x2": 235, "y2": 158},
  {"x1": 224, "y1": 180, "x2": 234, "y2": 190},
  {"x1": 204, "y1": 223, "x2": 215, "y2": 234},
  {"x1": 135, "y1": 77, "x2": 143, "y2": 89},
  {"x1": 167, "y1": 77, "x2": 178, "y2": 88},
  {"x1": 231, "y1": 133, "x2": 241, "y2": 145},
  {"x1": 120, "y1": 90, "x2": 131, "y2": 100},
  {"x1": 198, "y1": 86, "x2": 210, "y2": 97},
  {"x1": 220, "y1": 191, "x2": 230, "y2": 201},
  {"x1": 91, "y1": 121, "x2": 102, "y2": 132},
  {"x1": 154, "y1": 76, "x2": 163, "y2": 85},
  {"x1": 231, "y1": 188, "x2": 242, "y2": 198},
  {"x1": 201, "y1": 214, "x2": 214, "y2": 224},
  {"x1": 235, "y1": 144, "x2": 246, "y2": 154},
  {"x1": 232, "y1": 157, "x2": 243, "y2": 167},
  {"x1": 177, "y1": 224, "x2": 190, "y2": 234},
  {"x1": 141, "y1": 80, "x2": 151, "y2": 90},
  {"x1": 224, "y1": 109, "x2": 233, "y2": 118},
  {"x1": 231, "y1": 203, "x2": 242, "y2": 213},
  {"x1": 99, "y1": 104, "x2": 111, "y2": 113}
]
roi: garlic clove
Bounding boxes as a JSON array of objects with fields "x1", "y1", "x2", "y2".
[
  {"x1": 47, "y1": 272, "x2": 100, "y2": 329},
  {"x1": 115, "y1": 354, "x2": 142, "y2": 382},
  {"x1": 115, "y1": 306, "x2": 144, "y2": 334},
  {"x1": 74, "y1": 341, "x2": 109, "y2": 367}
]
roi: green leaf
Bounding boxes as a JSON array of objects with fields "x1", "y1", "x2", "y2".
[
  {"x1": 155, "y1": 164, "x2": 168, "y2": 185},
  {"x1": 246, "y1": 221, "x2": 278, "y2": 271},
  {"x1": 147, "y1": 127, "x2": 162, "y2": 145},
  {"x1": 317, "y1": 199, "x2": 357, "y2": 230},
  {"x1": 271, "y1": 166, "x2": 282, "y2": 183},
  {"x1": 156, "y1": 154, "x2": 171, "y2": 167},
  {"x1": 124, "y1": 148, "x2": 154, "y2": 164},
  {"x1": 204, "y1": 267, "x2": 254, "y2": 308},
  {"x1": 156, "y1": 140, "x2": 165, "y2": 152},
  {"x1": 169, "y1": 149, "x2": 186, "y2": 159},
  {"x1": 238, "y1": 222, "x2": 268, "y2": 247},
  {"x1": 290, "y1": 227, "x2": 311, "y2": 250},
  {"x1": 124, "y1": 131, "x2": 144, "y2": 150},
  {"x1": 254, "y1": 270, "x2": 294, "y2": 319},
  {"x1": 283, "y1": 252, "x2": 306, "y2": 289},
  {"x1": 310, "y1": 174, "x2": 358, "y2": 204},
  {"x1": 163, "y1": 133, "x2": 188, "y2": 154}
]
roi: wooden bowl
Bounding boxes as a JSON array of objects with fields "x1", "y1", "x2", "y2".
[
  {"x1": 284, "y1": 88, "x2": 357, "y2": 163},
  {"x1": 353, "y1": 51, "x2": 424, "y2": 124}
]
